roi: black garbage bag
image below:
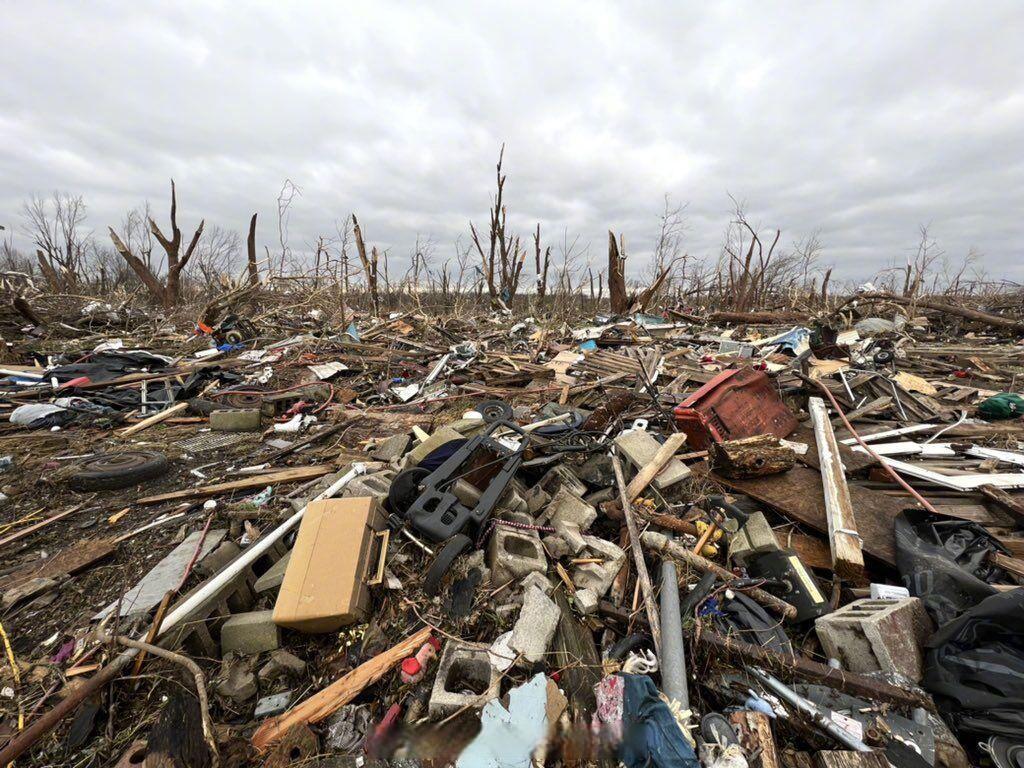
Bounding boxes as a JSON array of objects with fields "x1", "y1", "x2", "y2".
[
  {"x1": 894, "y1": 509, "x2": 1008, "y2": 626},
  {"x1": 923, "y1": 588, "x2": 1024, "y2": 743}
]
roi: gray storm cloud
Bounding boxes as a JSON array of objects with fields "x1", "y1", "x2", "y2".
[{"x1": 2, "y1": 0, "x2": 1022, "y2": 283}]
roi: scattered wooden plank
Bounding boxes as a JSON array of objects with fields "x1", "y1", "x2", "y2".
[
  {"x1": 809, "y1": 397, "x2": 864, "y2": 579},
  {"x1": 624, "y1": 432, "x2": 689, "y2": 501},
  {"x1": 730, "y1": 710, "x2": 781, "y2": 768},
  {"x1": 117, "y1": 402, "x2": 189, "y2": 437},
  {"x1": 815, "y1": 752, "x2": 888, "y2": 768},
  {"x1": 252, "y1": 626, "x2": 431, "y2": 752},
  {"x1": 137, "y1": 465, "x2": 335, "y2": 505},
  {"x1": 980, "y1": 484, "x2": 1024, "y2": 527},
  {"x1": 0, "y1": 504, "x2": 85, "y2": 551}
]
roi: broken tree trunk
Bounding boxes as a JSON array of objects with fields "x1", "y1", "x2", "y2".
[
  {"x1": 848, "y1": 292, "x2": 1024, "y2": 334},
  {"x1": 608, "y1": 231, "x2": 629, "y2": 314},
  {"x1": 246, "y1": 212, "x2": 259, "y2": 286},
  {"x1": 809, "y1": 397, "x2": 864, "y2": 579},
  {"x1": 708, "y1": 310, "x2": 808, "y2": 324},
  {"x1": 711, "y1": 434, "x2": 796, "y2": 478}
]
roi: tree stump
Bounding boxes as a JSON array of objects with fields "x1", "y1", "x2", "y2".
[{"x1": 711, "y1": 435, "x2": 796, "y2": 478}]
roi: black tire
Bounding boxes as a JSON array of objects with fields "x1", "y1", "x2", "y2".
[
  {"x1": 424, "y1": 534, "x2": 472, "y2": 596},
  {"x1": 476, "y1": 399, "x2": 513, "y2": 424},
  {"x1": 220, "y1": 390, "x2": 265, "y2": 410},
  {"x1": 388, "y1": 467, "x2": 430, "y2": 515},
  {"x1": 68, "y1": 451, "x2": 169, "y2": 491}
]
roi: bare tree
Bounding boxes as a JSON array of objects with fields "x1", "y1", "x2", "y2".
[
  {"x1": 187, "y1": 224, "x2": 240, "y2": 286},
  {"x1": 108, "y1": 179, "x2": 205, "y2": 308},
  {"x1": 21, "y1": 192, "x2": 91, "y2": 289},
  {"x1": 246, "y1": 214, "x2": 259, "y2": 286},
  {"x1": 470, "y1": 145, "x2": 526, "y2": 308},
  {"x1": 533, "y1": 224, "x2": 551, "y2": 299},
  {"x1": 351, "y1": 214, "x2": 380, "y2": 315}
]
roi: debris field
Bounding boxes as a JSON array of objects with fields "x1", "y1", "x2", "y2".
[{"x1": 2, "y1": 293, "x2": 1024, "y2": 768}]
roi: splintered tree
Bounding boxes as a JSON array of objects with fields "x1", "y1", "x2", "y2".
[
  {"x1": 470, "y1": 145, "x2": 527, "y2": 309},
  {"x1": 351, "y1": 214, "x2": 380, "y2": 316},
  {"x1": 608, "y1": 231, "x2": 629, "y2": 314},
  {"x1": 109, "y1": 180, "x2": 205, "y2": 308}
]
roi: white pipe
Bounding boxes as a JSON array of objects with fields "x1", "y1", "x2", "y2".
[{"x1": 155, "y1": 463, "x2": 368, "y2": 640}]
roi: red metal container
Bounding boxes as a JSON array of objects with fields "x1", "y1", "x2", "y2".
[{"x1": 673, "y1": 368, "x2": 798, "y2": 449}]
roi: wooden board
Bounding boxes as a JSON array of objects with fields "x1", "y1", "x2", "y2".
[
  {"x1": 137, "y1": 465, "x2": 335, "y2": 505},
  {"x1": 1, "y1": 538, "x2": 116, "y2": 591},
  {"x1": 708, "y1": 465, "x2": 907, "y2": 566}
]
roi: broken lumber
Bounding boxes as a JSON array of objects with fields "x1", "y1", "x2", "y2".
[
  {"x1": 117, "y1": 401, "x2": 189, "y2": 436},
  {"x1": 625, "y1": 431, "x2": 689, "y2": 501},
  {"x1": 137, "y1": 464, "x2": 335, "y2": 505},
  {"x1": 697, "y1": 629, "x2": 930, "y2": 710},
  {"x1": 809, "y1": 397, "x2": 864, "y2": 579},
  {"x1": 711, "y1": 434, "x2": 796, "y2": 478},
  {"x1": 252, "y1": 626, "x2": 431, "y2": 752},
  {"x1": 612, "y1": 454, "x2": 663, "y2": 656}
]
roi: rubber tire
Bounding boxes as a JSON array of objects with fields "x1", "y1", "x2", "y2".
[
  {"x1": 388, "y1": 467, "x2": 430, "y2": 516},
  {"x1": 187, "y1": 397, "x2": 232, "y2": 416},
  {"x1": 424, "y1": 534, "x2": 472, "y2": 596},
  {"x1": 68, "y1": 451, "x2": 169, "y2": 491},
  {"x1": 476, "y1": 399, "x2": 513, "y2": 424}
]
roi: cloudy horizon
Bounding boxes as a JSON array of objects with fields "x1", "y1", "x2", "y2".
[{"x1": 2, "y1": 1, "x2": 1023, "y2": 286}]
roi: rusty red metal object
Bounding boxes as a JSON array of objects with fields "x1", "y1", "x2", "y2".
[{"x1": 673, "y1": 368, "x2": 797, "y2": 449}]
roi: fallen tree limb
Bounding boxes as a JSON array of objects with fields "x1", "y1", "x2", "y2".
[
  {"x1": 844, "y1": 292, "x2": 1024, "y2": 333},
  {"x1": 137, "y1": 464, "x2": 336, "y2": 505},
  {"x1": 708, "y1": 310, "x2": 809, "y2": 324},
  {"x1": 696, "y1": 629, "x2": 932, "y2": 710}
]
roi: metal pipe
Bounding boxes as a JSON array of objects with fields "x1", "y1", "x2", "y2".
[
  {"x1": 658, "y1": 532, "x2": 688, "y2": 709},
  {"x1": 752, "y1": 669, "x2": 872, "y2": 752}
]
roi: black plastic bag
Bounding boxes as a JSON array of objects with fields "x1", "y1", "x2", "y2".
[
  {"x1": 894, "y1": 509, "x2": 1007, "y2": 626},
  {"x1": 924, "y1": 589, "x2": 1024, "y2": 743}
]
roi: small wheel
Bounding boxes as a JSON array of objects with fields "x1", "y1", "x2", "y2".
[
  {"x1": 873, "y1": 349, "x2": 894, "y2": 365},
  {"x1": 388, "y1": 467, "x2": 430, "y2": 515},
  {"x1": 476, "y1": 400, "x2": 513, "y2": 424},
  {"x1": 68, "y1": 451, "x2": 169, "y2": 491},
  {"x1": 424, "y1": 534, "x2": 472, "y2": 596},
  {"x1": 220, "y1": 390, "x2": 265, "y2": 410}
]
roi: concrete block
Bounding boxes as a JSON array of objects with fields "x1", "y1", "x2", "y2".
[
  {"x1": 509, "y1": 584, "x2": 560, "y2": 664},
  {"x1": 520, "y1": 571, "x2": 553, "y2": 596},
  {"x1": 575, "y1": 588, "x2": 599, "y2": 614},
  {"x1": 259, "y1": 650, "x2": 307, "y2": 682},
  {"x1": 539, "y1": 464, "x2": 588, "y2": 499},
  {"x1": 815, "y1": 597, "x2": 934, "y2": 682},
  {"x1": 371, "y1": 433, "x2": 410, "y2": 461},
  {"x1": 541, "y1": 487, "x2": 596, "y2": 554},
  {"x1": 728, "y1": 512, "x2": 780, "y2": 565},
  {"x1": 429, "y1": 642, "x2": 501, "y2": 718},
  {"x1": 254, "y1": 551, "x2": 291, "y2": 593},
  {"x1": 488, "y1": 527, "x2": 547, "y2": 585},
  {"x1": 341, "y1": 470, "x2": 394, "y2": 501},
  {"x1": 210, "y1": 408, "x2": 261, "y2": 432},
  {"x1": 572, "y1": 535, "x2": 626, "y2": 597},
  {"x1": 524, "y1": 485, "x2": 551, "y2": 515},
  {"x1": 196, "y1": 540, "x2": 242, "y2": 578},
  {"x1": 221, "y1": 610, "x2": 281, "y2": 655},
  {"x1": 614, "y1": 429, "x2": 691, "y2": 489},
  {"x1": 542, "y1": 535, "x2": 571, "y2": 560}
]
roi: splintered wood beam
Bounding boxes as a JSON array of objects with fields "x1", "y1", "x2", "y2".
[
  {"x1": 252, "y1": 626, "x2": 431, "y2": 752},
  {"x1": 809, "y1": 397, "x2": 864, "y2": 579}
]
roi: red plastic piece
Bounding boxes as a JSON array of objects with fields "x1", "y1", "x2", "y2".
[{"x1": 673, "y1": 367, "x2": 798, "y2": 449}]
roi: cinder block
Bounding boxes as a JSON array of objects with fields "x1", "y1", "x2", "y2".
[
  {"x1": 341, "y1": 471, "x2": 394, "y2": 501},
  {"x1": 221, "y1": 610, "x2": 281, "y2": 655},
  {"x1": 210, "y1": 408, "x2": 261, "y2": 432},
  {"x1": 541, "y1": 486, "x2": 597, "y2": 554},
  {"x1": 509, "y1": 584, "x2": 560, "y2": 664},
  {"x1": 487, "y1": 527, "x2": 547, "y2": 585},
  {"x1": 429, "y1": 642, "x2": 501, "y2": 718},
  {"x1": 572, "y1": 535, "x2": 626, "y2": 597},
  {"x1": 254, "y1": 551, "x2": 291, "y2": 593},
  {"x1": 371, "y1": 433, "x2": 410, "y2": 461},
  {"x1": 614, "y1": 429, "x2": 691, "y2": 488},
  {"x1": 728, "y1": 512, "x2": 780, "y2": 565},
  {"x1": 815, "y1": 598, "x2": 934, "y2": 682},
  {"x1": 539, "y1": 464, "x2": 588, "y2": 499}
]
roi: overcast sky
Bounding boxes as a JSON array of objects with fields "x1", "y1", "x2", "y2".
[{"x1": 2, "y1": 1, "x2": 1023, "y2": 284}]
